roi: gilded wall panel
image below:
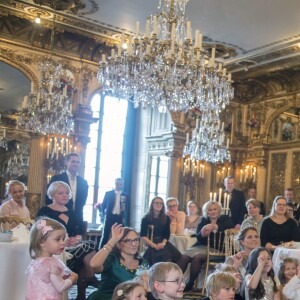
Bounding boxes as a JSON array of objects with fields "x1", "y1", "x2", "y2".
[
  {"x1": 292, "y1": 151, "x2": 300, "y2": 201},
  {"x1": 270, "y1": 153, "x2": 286, "y2": 204}
]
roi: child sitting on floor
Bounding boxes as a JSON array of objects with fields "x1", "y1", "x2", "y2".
[{"x1": 148, "y1": 262, "x2": 185, "y2": 300}]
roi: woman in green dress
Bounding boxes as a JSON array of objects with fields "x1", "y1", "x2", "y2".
[{"x1": 88, "y1": 223, "x2": 148, "y2": 300}]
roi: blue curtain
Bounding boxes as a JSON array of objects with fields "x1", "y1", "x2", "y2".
[{"x1": 121, "y1": 102, "x2": 137, "y2": 226}]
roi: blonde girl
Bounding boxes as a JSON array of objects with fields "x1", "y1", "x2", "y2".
[
  {"x1": 26, "y1": 217, "x2": 78, "y2": 300},
  {"x1": 112, "y1": 281, "x2": 147, "y2": 300},
  {"x1": 279, "y1": 258, "x2": 300, "y2": 300}
]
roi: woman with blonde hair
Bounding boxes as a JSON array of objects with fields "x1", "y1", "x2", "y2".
[
  {"x1": 183, "y1": 200, "x2": 233, "y2": 291},
  {"x1": 0, "y1": 180, "x2": 30, "y2": 219}
]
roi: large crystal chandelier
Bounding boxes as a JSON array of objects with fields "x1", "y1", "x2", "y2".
[
  {"x1": 17, "y1": 60, "x2": 74, "y2": 135},
  {"x1": 98, "y1": 0, "x2": 234, "y2": 113}
]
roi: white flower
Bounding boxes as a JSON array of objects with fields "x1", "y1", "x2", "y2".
[{"x1": 117, "y1": 289, "x2": 123, "y2": 296}]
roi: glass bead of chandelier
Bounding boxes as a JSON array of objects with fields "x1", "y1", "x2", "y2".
[
  {"x1": 183, "y1": 111, "x2": 231, "y2": 163},
  {"x1": 17, "y1": 59, "x2": 74, "y2": 135},
  {"x1": 98, "y1": 0, "x2": 234, "y2": 113}
]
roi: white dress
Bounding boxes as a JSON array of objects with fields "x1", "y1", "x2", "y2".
[
  {"x1": 282, "y1": 275, "x2": 300, "y2": 300},
  {"x1": 245, "y1": 274, "x2": 279, "y2": 300}
]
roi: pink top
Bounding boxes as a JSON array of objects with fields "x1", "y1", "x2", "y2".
[
  {"x1": 0, "y1": 199, "x2": 30, "y2": 218},
  {"x1": 26, "y1": 256, "x2": 73, "y2": 300}
]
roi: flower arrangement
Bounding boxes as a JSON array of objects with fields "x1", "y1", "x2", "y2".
[
  {"x1": 248, "y1": 118, "x2": 260, "y2": 128},
  {"x1": 60, "y1": 76, "x2": 77, "y2": 97}
]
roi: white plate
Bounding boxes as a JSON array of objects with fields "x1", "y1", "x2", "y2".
[{"x1": 0, "y1": 233, "x2": 13, "y2": 242}]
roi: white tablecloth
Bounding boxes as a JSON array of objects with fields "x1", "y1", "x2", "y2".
[
  {"x1": 169, "y1": 234, "x2": 197, "y2": 253},
  {"x1": 0, "y1": 237, "x2": 31, "y2": 300},
  {"x1": 273, "y1": 242, "x2": 300, "y2": 275}
]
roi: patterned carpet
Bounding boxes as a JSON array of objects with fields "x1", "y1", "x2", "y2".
[
  {"x1": 68, "y1": 274, "x2": 205, "y2": 299},
  {"x1": 68, "y1": 285, "x2": 205, "y2": 300}
]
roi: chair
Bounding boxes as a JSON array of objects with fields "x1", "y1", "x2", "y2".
[
  {"x1": 224, "y1": 228, "x2": 240, "y2": 258},
  {"x1": 82, "y1": 221, "x2": 102, "y2": 249},
  {"x1": 0, "y1": 216, "x2": 34, "y2": 231},
  {"x1": 201, "y1": 231, "x2": 226, "y2": 295}
]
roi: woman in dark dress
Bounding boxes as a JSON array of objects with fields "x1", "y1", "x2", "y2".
[
  {"x1": 260, "y1": 196, "x2": 298, "y2": 250},
  {"x1": 184, "y1": 200, "x2": 234, "y2": 291},
  {"x1": 140, "y1": 196, "x2": 190, "y2": 271},
  {"x1": 37, "y1": 181, "x2": 97, "y2": 300}
]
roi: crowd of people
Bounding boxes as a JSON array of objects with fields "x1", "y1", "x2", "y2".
[{"x1": 1, "y1": 160, "x2": 300, "y2": 300}]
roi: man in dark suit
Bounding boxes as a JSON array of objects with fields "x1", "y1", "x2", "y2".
[
  {"x1": 99, "y1": 178, "x2": 129, "y2": 248},
  {"x1": 285, "y1": 188, "x2": 300, "y2": 220},
  {"x1": 45, "y1": 153, "x2": 88, "y2": 232},
  {"x1": 224, "y1": 176, "x2": 247, "y2": 229}
]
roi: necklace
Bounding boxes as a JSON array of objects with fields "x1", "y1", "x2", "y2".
[{"x1": 120, "y1": 259, "x2": 138, "y2": 273}]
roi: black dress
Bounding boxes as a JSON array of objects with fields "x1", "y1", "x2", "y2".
[
  {"x1": 140, "y1": 215, "x2": 181, "y2": 265},
  {"x1": 37, "y1": 206, "x2": 95, "y2": 272}
]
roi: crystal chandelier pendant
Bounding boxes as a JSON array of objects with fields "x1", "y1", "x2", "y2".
[
  {"x1": 17, "y1": 60, "x2": 74, "y2": 136},
  {"x1": 97, "y1": 0, "x2": 234, "y2": 114}
]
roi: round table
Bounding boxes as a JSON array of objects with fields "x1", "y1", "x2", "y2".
[{"x1": 0, "y1": 238, "x2": 31, "y2": 300}]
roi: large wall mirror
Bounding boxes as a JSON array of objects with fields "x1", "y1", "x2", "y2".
[{"x1": 0, "y1": 61, "x2": 31, "y2": 198}]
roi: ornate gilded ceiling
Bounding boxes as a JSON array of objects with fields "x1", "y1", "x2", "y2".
[{"x1": 1, "y1": 0, "x2": 300, "y2": 105}]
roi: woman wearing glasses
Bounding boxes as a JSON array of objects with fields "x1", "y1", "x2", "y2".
[
  {"x1": 140, "y1": 197, "x2": 190, "y2": 271},
  {"x1": 88, "y1": 223, "x2": 149, "y2": 300},
  {"x1": 260, "y1": 196, "x2": 298, "y2": 251}
]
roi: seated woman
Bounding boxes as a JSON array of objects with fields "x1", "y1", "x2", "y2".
[
  {"x1": 166, "y1": 197, "x2": 186, "y2": 235},
  {"x1": 226, "y1": 226, "x2": 260, "y2": 277},
  {"x1": 260, "y1": 196, "x2": 298, "y2": 251},
  {"x1": 225, "y1": 227, "x2": 260, "y2": 299},
  {"x1": 88, "y1": 224, "x2": 149, "y2": 300},
  {"x1": 0, "y1": 180, "x2": 32, "y2": 229},
  {"x1": 37, "y1": 181, "x2": 97, "y2": 299},
  {"x1": 241, "y1": 199, "x2": 264, "y2": 233},
  {"x1": 184, "y1": 200, "x2": 201, "y2": 233},
  {"x1": 140, "y1": 196, "x2": 190, "y2": 270},
  {"x1": 184, "y1": 200, "x2": 234, "y2": 291}
]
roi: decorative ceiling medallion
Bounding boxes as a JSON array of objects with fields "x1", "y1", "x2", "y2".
[{"x1": 24, "y1": 7, "x2": 53, "y2": 19}]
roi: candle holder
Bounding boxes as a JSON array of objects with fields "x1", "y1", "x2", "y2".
[
  {"x1": 223, "y1": 207, "x2": 231, "y2": 216},
  {"x1": 45, "y1": 134, "x2": 78, "y2": 178}
]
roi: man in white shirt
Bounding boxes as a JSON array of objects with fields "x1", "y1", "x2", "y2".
[{"x1": 99, "y1": 178, "x2": 129, "y2": 248}]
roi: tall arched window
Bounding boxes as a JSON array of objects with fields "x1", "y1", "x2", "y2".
[{"x1": 84, "y1": 93, "x2": 128, "y2": 226}]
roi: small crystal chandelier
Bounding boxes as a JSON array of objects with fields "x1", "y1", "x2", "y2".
[
  {"x1": 183, "y1": 112, "x2": 231, "y2": 163},
  {"x1": 17, "y1": 60, "x2": 74, "y2": 135},
  {"x1": 6, "y1": 142, "x2": 30, "y2": 178},
  {"x1": 98, "y1": 0, "x2": 234, "y2": 113}
]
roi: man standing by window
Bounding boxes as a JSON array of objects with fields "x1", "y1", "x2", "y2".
[
  {"x1": 45, "y1": 153, "x2": 88, "y2": 232},
  {"x1": 99, "y1": 178, "x2": 129, "y2": 248}
]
